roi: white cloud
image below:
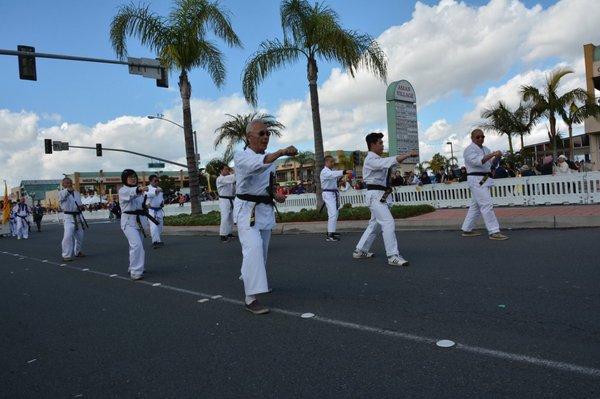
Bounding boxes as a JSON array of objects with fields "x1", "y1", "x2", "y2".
[{"x1": 424, "y1": 119, "x2": 451, "y2": 140}]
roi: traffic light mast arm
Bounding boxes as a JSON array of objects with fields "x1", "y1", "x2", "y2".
[{"x1": 68, "y1": 145, "x2": 187, "y2": 168}]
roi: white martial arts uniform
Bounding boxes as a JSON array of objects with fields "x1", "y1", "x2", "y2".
[
  {"x1": 119, "y1": 186, "x2": 148, "y2": 277},
  {"x1": 461, "y1": 142, "x2": 500, "y2": 234},
  {"x1": 59, "y1": 189, "x2": 85, "y2": 258},
  {"x1": 146, "y1": 185, "x2": 164, "y2": 244},
  {"x1": 9, "y1": 210, "x2": 17, "y2": 236},
  {"x1": 233, "y1": 148, "x2": 276, "y2": 297},
  {"x1": 216, "y1": 173, "x2": 236, "y2": 236},
  {"x1": 320, "y1": 166, "x2": 344, "y2": 234},
  {"x1": 355, "y1": 152, "x2": 399, "y2": 257},
  {"x1": 12, "y1": 203, "x2": 30, "y2": 239}
]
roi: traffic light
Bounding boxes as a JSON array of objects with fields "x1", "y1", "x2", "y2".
[
  {"x1": 352, "y1": 150, "x2": 361, "y2": 166},
  {"x1": 18, "y1": 45, "x2": 37, "y2": 81},
  {"x1": 156, "y1": 65, "x2": 168, "y2": 88},
  {"x1": 44, "y1": 139, "x2": 53, "y2": 154},
  {"x1": 96, "y1": 143, "x2": 102, "y2": 157}
]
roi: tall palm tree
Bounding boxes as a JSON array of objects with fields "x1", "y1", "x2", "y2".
[
  {"x1": 214, "y1": 113, "x2": 284, "y2": 162},
  {"x1": 242, "y1": 0, "x2": 387, "y2": 208},
  {"x1": 481, "y1": 101, "x2": 516, "y2": 153},
  {"x1": 512, "y1": 102, "x2": 539, "y2": 151},
  {"x1": 562, "y1": 98, "x2": 600, "y2": 158},
  {"x1": 415, "y1": 162, "x2": 431, "y2": 175},
  {"x1": 110, "y1": 0, "x2": 242, "y2": 215},
  {"x1": 521, "y1": 68, "x2": 588, "y2": 159}
]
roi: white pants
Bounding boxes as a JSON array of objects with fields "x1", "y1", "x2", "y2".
[
  {"x1": 61, "y1": 217, "x2": 84, "y2": 258},
  {"x1": 16, "y1": 217, "x2": 29, "y2": 239},
  {"x1": 461, "y1": 176, "x2": 500, "y2": 234},
  {"x1": 10, "y1": 220, "x2": 17, "y2": 236},
  {"x1": 356, "y1": 191, "x2": 399, "y2": 257},
  {"x1": 122, "y1": 225, "x2": 145, "y2": 277},
  {"x1": 238, "y1": 225, "x2": 271, "y2": 296},
  {"x1": 148, "y1": 209, "x2": 164, "y2": 243},
  {"x1": 322, "y1": 191, "x2": 339, "y2": 234},
  {"x1": 219, "y1": 198, "x2": 234, "y2": 236}
]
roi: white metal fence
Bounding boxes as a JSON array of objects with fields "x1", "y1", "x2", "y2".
[{"x1": 66, "y1": 172, "x2": 600, "y2": 220}]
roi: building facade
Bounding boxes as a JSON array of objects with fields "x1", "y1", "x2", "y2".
[{"x1": 583, "y1": 43, "x2": 600, "y2": 170}]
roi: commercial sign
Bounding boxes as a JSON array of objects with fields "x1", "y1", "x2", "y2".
[{"x1": 386, "y1": 80, "x2": 419, "y2": 163}]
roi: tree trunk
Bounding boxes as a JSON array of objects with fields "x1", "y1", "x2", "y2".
[
  {"x1": 568, "y1": 124, "x2": 574, "y2": 160},
  {"x1": 307, "y1": 57, "x2": 324, "y2": 210},
  {"x1": 179, "y1": 71, "x2": 202, "y2": 215},
  {"x1": 520, "y1": 134, "x2": 524, "y2": 151},
  {"x1": 507, "y1": 134, "x2": 514, "y2": 153},
  {"x1": 549, "y1": 114, "x2": 558, "y2": 160}
]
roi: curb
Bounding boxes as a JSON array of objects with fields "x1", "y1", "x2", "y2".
[{"x1": 162, "y1": 215, "x2": 600, "y2": 236}]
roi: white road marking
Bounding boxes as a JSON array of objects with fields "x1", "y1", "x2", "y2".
[
  {"x1": 436, "y1": 339, "x2": 456, "y2": 348},
  {"x1": 27, "y1": 358, "x2": 37, "y2": 364},
  {"x1": 3, "y1": 251, "x2": 600, "y2": 378},
  {"x1": 197, "y1": 299, "x2": 209, "y2": 303},
  {"x1": 152, "y1": 283, "x2": 161, "y2": 287},
  {"x1": 82, "y1": 268, "x2": 89, "y2": 271},
  {"x1": 301, "y1": 313, "x2": 315, "y2": 318}
]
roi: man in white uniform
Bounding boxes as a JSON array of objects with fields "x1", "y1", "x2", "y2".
[
  {"x1": 216, "y1": 165, "x2": 236, "y2": 242},
  {"x1": 59, "y1": 177, "x2": 87, "y2": 261},
  {"x1": 146, "y1": 174, "x2": 164, "y2": 249},
  {"x1": 119, "y1": 169, "x2": 149, "y2": 280},
  {"x1": 9, "y1": 201, "x2": 17, "y2": 237},
  {"x1": 12, "y1": 197, "x2": 31, "y2": 240},
  {"x1": 353, "y1": 132, "x2": 418, "y2": 266},
  {"x1": 320, "y1": 155, "x2": 351, "y2": 241},
  {"x1": 234, "y1": 119, "x2": 297, "y2": 315},
  {"x1": 461, "y1": 129, "x2": 508, "y2": 240}
]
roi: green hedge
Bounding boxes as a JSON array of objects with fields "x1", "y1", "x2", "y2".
[{"x1": 164, "y1": 203, "x2": 435, "y2": 226}]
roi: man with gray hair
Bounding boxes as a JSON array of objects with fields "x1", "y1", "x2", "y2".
[
  {"x1": 461, "y1": 128, "x2": 508, "y2": 240},
  {"x1": 234, "y1": 119, "x2": 297, "y2": 314}
]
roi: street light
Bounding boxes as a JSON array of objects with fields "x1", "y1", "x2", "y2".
[
  {"x1": 146, "y1": 114, "x2": 199, "y2": 166},
  {"x1": 446, "y1": 141, "x2": 454, "y2": 166}
]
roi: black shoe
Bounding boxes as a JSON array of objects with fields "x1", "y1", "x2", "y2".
[
  {"x1": 220, "y1": 235, "x2": 230, "y2": 242},
  {"x1": 325, "y1": 234, "x2": 339, "y2": 242},
  {"x1": 158, "y1": 242, "x2": 165, "y2": 247},
  {"x1": 227, "y1": 233, "x2": 237, "y2": 238},
  {"x1": 245, "y1": 300, "x2": 269, "y2": 315},
  {"x1": 152, "y1": 242, "x2": 159, "y2": 249}
]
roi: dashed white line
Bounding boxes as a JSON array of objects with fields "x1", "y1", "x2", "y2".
[
  {"x1": 3, "y1": 251, "x2": 600, "y2": 378},
  {"x1": 152, "y1": 283, "x2": 161, "y2": 287}
]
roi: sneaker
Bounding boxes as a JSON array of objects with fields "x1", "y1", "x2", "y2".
[
  {"x1": 17, "y1": 237, "x2": 21, "y2": 240},
  {"x1": 75, "y1": 252, "x2": 85, "y2": 257},
  {"x1": 62, "y1": 257, "x2": 74, "y2": 262},
  {"x1": 489, "y1": 232, "x2": 509, "y2": 241},
  {"x1": 245, "y1": 300, "x2": 269, "y2": 315},
  {"x1": 227, "y1": 234, "x2": 237, "y2": 239},
  {"x1": 220, "y1": 235, "x2": 230, "y2": 243},
  {"x1": 130, "y1": 274, "x2": 143, "y2": 281},
  {"x1": 152, "y1": 242, "x2": 159, "y2": 249},
  {"x1": 388, "y1": 255, "x2": 409, "y2": 267},
  {"x1": 158, "y1": 242, "x2": 165, "y2": 247},
  {"x1": 461, "y1": 231, "x2": 482, "y2": 237},
  {"x1": 353, "y1": 249, "x2": 374, "y2": 259},
  {"x1": 325, "y1": 234, "x2": 340, "y2": 242}
]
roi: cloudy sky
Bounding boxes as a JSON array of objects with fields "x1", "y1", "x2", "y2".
[{"x1": 1, "y1": 0, "x2": 599, "y2": 187}]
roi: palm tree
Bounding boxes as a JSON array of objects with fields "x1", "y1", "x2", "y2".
[
  {"x1": 110, "y1": 0, "x2": 242, "y2": 215},
  {"x1": 512, "y1": 102, "x2": 539, "y2": 151},
  {"x1": 562, "y1": 98, "x2": 600, "y2": 158},
  {"x1": 521, "y1": 68, "x2": 588, "y2": 159},
  {"x1": 214, "y1": 113, "x2": 284, "y2": 162},
  {"x1": 204, "y1": 157, "x2": 226, "y2": 192},
  {"x1": 415, "y1": 162, "x2": 431, "y2": 175},
  {"x1": 481, "y1": 101, "x2": 516, "y2": 153},
  {"x1": 293, "y1": 151, "x2": 315, "y2": 181},
  {"x1": 242, "y1": 0, "x2": 387, "y2": 208}
]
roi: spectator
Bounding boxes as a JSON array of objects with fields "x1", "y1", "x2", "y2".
[
  {"x1": 520, "y1": 165, "x2": 536, "y2": 177},
  {"x1": 494, "y1": 161, "x2": 510, "y2": 179},
  {"x1": 554, "y1": 155, "x2": 572, "y2": 175},
  {"x1": 390, "y1": 170, "x2": 404, "y2": 186},
  {"x1": 420, "y1": 171, "x2": 431, "y2": 185},
  {"x1": 458, "y1": 166, "x2": 468, "y2": 182},
  {"x1": 537, "y1": 156, "x2": 554, "y2": 175}
]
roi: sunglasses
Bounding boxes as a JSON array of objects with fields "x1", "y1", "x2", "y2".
[
  {"x1": 475, "y1": 135, "x2": 485, "y2": 139},
  {"x1": 256, "y1": 130, "x2": 271, "y2": 137}
]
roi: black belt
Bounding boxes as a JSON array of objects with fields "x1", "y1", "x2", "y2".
[
  {"x1": 366, "y1": 184, "x2": 389, "y2": 191},
  {"x1": 236, "y1": 194, "x2": 278, "y2": 227},
  {"x1": 322, "y1": 189, "x2": 339, "y2": 193},
  {"x1": 320, "y1": 189, "x2": 340, "y2": 213},
  {"x1": 467, "y1": 172, "x2": 492, "y2": 177},
  {"x1": 220, "y1": 195, "x2": 235, "y2": 207},
  {"x1": 149, "y1": 207, "x2": 163, "y2": 211},
  {"x1": 65, "y1": 211, "x2": 88, "y2": 230}
]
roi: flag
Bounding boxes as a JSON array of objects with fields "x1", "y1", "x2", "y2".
[{"x1": 2, "y1": 181, "x2": 10, "y2": 224}]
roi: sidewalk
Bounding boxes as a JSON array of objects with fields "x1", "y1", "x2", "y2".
[{"x1": 163, "y1": 204, "x2": 600, "y2": 236}]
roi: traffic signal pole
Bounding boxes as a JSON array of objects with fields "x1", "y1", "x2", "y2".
[{"x1": 55, "y1": 143, "x2": 187, "y2": 169}]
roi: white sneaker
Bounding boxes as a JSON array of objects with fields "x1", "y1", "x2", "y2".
[
  {"x1": 17, "y1": 237, "x2": 21, "y2": 240},
  {"x1": 388, "y1": 255, "x2": 409, "y2": 267},
  {"x1": 353, "y1": 249, "x2": 374, "y2": 259}
]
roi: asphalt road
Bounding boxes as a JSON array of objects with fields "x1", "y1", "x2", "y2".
[{"x1": 1, "y1": 221, "x2": 599, "y2": 398}]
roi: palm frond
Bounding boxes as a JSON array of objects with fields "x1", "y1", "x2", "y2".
[
  {"x1": 109, "y1": 2, "x2": 167, "y2": 59},
  {"x1": 242, "y1": 39, "x2": 305, "y2": 106},
  {"x1": 214, "y1": 113, "x2": 285, "y2": 157},
  {"x1": 281, "y1": 0, "x2": 311, "y2": 44}
]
